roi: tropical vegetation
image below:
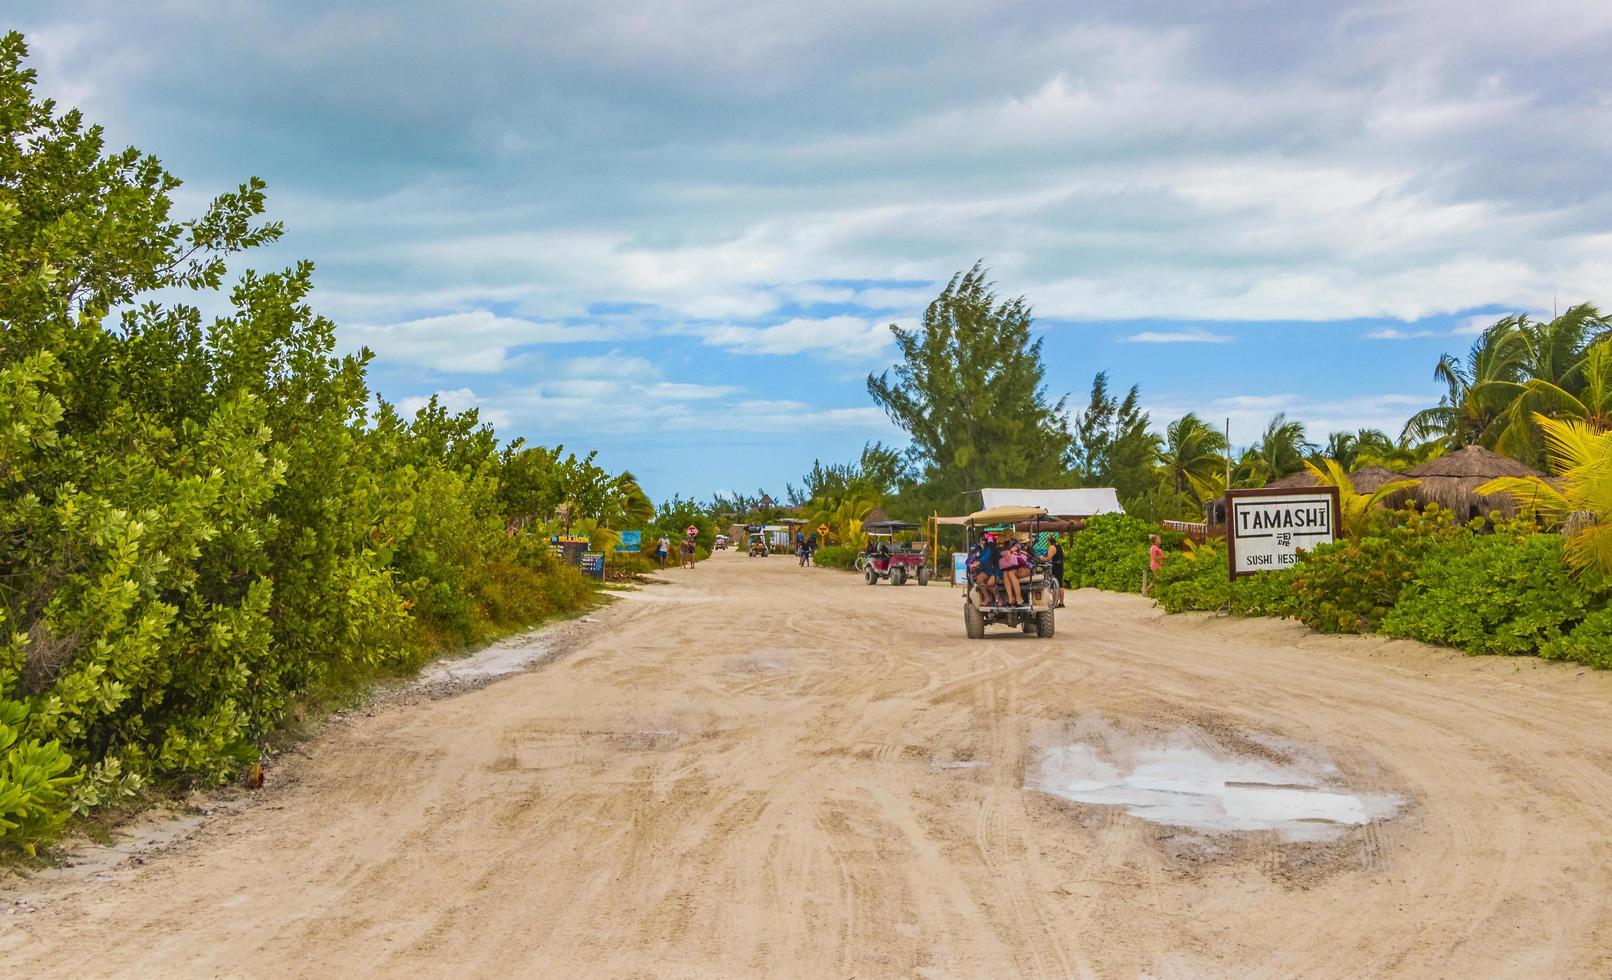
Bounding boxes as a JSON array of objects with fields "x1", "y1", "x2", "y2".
[{"x1": 0, "y1": 34, "x2": 641, "y2": 853}]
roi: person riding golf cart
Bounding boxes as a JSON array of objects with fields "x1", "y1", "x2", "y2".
[
  {"x1": 962, "y1": 505, "x2": 1056, "y2": 639},
  {"x1": 746, "y1": 526, "x2": 769, "y2": 557},
  {"x1": 860, "y1": 520, "x2": 930, "y2": 586}
]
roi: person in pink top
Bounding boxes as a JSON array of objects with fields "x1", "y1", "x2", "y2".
[{"x1": 1143, "y1": 534, "x2": 1164, "y2": 596}]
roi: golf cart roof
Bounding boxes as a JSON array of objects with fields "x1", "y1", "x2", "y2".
[
  {"x1": 966, "y1": 505, "x2": 1050, "y2": 524},
  {"x1": 862, "y1": 520, "x2": 920, "y2": 533}
]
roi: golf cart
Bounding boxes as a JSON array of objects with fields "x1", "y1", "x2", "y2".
[
  {"x1": 962, "y1": 505, "x2": 1056, "y2": 639},
  {"x1": 861, "y1": 520, "x2": 930, "y2": 586},
  {"x1": 746, "y1": 526, "x2": 769, "y2": 557}
]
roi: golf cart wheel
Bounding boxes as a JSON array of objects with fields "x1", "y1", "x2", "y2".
[
  {"x1": 964, "y1": 602, "x2": 985, "y2": 639},
  {"x1": 1035, "y1": 609, "x2": 1055, "y2": 638},
  {"x1": 917, "y1": 566, "x2": 931, "y2": 586},
  {"x1": 1021, "y1": 620, "x2": 1035, "y2": 634},
  {"x1": 864, "y1": 566, "x2": 879, "y2": 585},
  {"x1": 891, "y1": 565, "x2": 907, "y2": 586}
]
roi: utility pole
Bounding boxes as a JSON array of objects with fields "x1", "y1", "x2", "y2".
[{"x1": 1225, "y1": 418, "x2": 1232, "y2": 488}]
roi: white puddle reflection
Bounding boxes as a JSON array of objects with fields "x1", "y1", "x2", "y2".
[{"x1": 1030, "y1": 741, "x2": 1401, "y2": 841}]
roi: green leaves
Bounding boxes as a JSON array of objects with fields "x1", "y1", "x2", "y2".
[
  {"x1": 867, "y1": 262, "x2": 1073, "y2": 498},
  {"x1": 1061, "y1": 514, "x2": 1161, "y2": 593},
  {"x1": 0, "y1": 33, "x2": 603, "y2": 852},
  {"x1": 1380, "y1": 531, "x2": 1597, "y2": 655}
]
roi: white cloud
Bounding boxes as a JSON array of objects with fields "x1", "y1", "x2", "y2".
[
  {"x1": 395, "y1": 387, "x2": 512, "y2": 430},
  {"x1": 343, "y1": 310, "x2": 617, "y2": 373},
  {"x1": 1147, "y1": 392, "x2": 1431, "y2": 446},
  {"x1": 696, "y1": 315, "x2": 892, "y2": 359},
  {"x1": 1122, "y1": 330, "x2": 1231, "y2": 344},
  {"x1": 1364, "y1": 328, "x2": 1436, "y2": 340},
  {"x1": 562, "y1": 351, "x2": 658, "y2": 378}
]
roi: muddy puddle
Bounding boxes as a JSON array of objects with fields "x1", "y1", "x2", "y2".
[
  {"x1": 1028, "y1": 731, "x2": 1401, "y2": 842},
  {"x1": 417, "y1": 634, "x2": 556, "y2": 684}
]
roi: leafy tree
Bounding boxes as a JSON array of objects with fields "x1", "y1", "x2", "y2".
[
  {"x1": 1403, "y1": 319, "x2": 1528, "y2": 449},
  {"x1": 1158, "y1": 412, "x2": 1227, "y2": 501},
  {"x1": 867, "y1": 263, "x2": 1072, "y2": 505},
  {"x1": 1235, "y1": 413, "x2": 1315, "y2": 486},
  {"x1": 1067, "y1": 372, "x2": 1158, "y2": 499},
  {"x1": 0, "y1": 33, "x2": 606, "y2": 850},
  {"x1": 807, "y1": 487, "x2": 882, "y2": 550},
  {"x1": 1404, "y1": 306, "x2": 1611, "y2": 467},
  {"x1": 1354, "y1": 436, "x2": 1445, "y2": 472},
  {"x1": 1318, "y1": 428, "x2": 1396, "y2": 472}
]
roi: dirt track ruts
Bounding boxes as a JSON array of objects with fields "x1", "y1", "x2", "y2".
[{"x1": 4, "y1": 551, "x2": 1611, "y2": 978}]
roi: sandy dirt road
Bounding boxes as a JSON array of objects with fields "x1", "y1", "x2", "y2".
[{"x1": 5, "y1": 551, "x2": 1612, "y2": 978}]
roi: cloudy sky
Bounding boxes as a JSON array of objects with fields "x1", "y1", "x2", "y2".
[{"x1": 14, "y1": 1, "x2": 1612, "y2": 500}]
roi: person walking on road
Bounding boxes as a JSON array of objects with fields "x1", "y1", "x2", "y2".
[
  {"x1": 656, "y1": 535, "x2": 670, "y2": 568},
  {"x1": 682, "y1": 533, "x2": 697, "y2": 569},
  {"x1": 1143, "y1": 534, "x2": 1164, "y2": 596}
]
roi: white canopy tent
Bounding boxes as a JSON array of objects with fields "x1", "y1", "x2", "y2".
[{"x1": 978, "y1": 487, "x2": 1123, "y2": 518}]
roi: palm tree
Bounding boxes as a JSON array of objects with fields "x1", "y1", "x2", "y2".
[
  {"x1": 1301, "y1": 458, "x2": 1421, "y2": 537},
  {"x1": 1158, "y1": 413, "x2": 1227, "y2": 502},
  {"x1": 808, "y1": 487, "x2": 881, "y2": 550},
  {"x1": 1235, "y1": 413, "x2": 1315, "y2": 486},
  {"x1": 1354, "y1": 437, "x2": 1445, "y2": 472},
  {"x1": 1488, "y1": 336, "x2": 1612, "y2": 462},
  {"x1": 1402, "y1": 317, "x2": 1529, "y2": 449},
  {"x1": 1406, "y1": 305, "x2": 1612, "y2": 466},
  {"x1": 608, "y1": 471, "x2": 655, "y2": 528},
  {"x1": 1478, "y1": 413, "x2": 1612, "y2": 574},
  {"x1": 1317, "y1": 428, "x2": 1395, "y2": 471}
]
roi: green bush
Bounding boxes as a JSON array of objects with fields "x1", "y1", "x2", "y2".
[
  {"x1": 0, "y1": 699, "x2": 78, "y2": 856},
  {"x1": 1149, "y1": 543, "x2": 1299, "y2": 617},
  {"x1": 1541, "y1": 606, "x2": 1612, "y2": 668},
  {"x1": 1152, "y1": 545, "x2": 1229, "y2": 612},
  {"x1": 1231, "y1": 567, "x2": 1300, "y2": 618},
  {"x1": 1380, "y1": 530, "x2": 1599, "y2": 655},
  {"x1": 1290, "y1": 506, "x2": 1459, "y2": 633},
  {"x1": 813, "y1": 545, "x2": 860, "y2": 571},
  {"x1": 1063, "y1": 513, "x2": 1158, "y2": 592}
]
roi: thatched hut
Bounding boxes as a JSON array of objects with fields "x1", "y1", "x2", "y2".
[
  {"x1": 1267, "y1": 469, "x2": 1321, "y2": 489},
  {"x1": 1350, "y1": 465, "x2": 1410, "y2": 493},
  {"x1": 1267, "y1": 464, "x2": 1406, "y2": 493},
  {"x1": 862, "y1": 506, "x2": 892, "y2": 527},
  {"x1": 1396, "y1": 445, "x2": 1544, "y2": 519}
]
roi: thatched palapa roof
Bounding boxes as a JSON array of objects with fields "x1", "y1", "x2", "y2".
[
  {"x1": 861, "y1": 506, "x2": 892, "y2": 526},
  {"x1": 1350, "y1": 466, "x2": 1410, "y2": 493},
  {"x1": 1267, "y1": 469, "x2": 1321, "y2": 489},
  {"x1": 1394, "y1": 445, "x2": 1543, "y2": 518},
  {"x1": 1267, "y1": 464, "x2": 1406, "y2": 493}
]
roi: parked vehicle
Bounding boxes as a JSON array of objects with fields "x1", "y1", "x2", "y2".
[
  {"x1": 961, "y1": 506, "x2": 1056, "y2": 638},
  {"x1": 860, "y1": 520, "x2": 930, "y2": 586}
]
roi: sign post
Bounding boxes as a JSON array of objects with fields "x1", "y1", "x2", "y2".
[
  {"x1": 817, "y1": 523, "x2": 830, "y2": 540},
  {"x1": 1224, "y1": 487, "x2": 1341, "y2": 579},
  {"x1": 952, "y1": 552, "x2": 969, "y2": 586}
]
